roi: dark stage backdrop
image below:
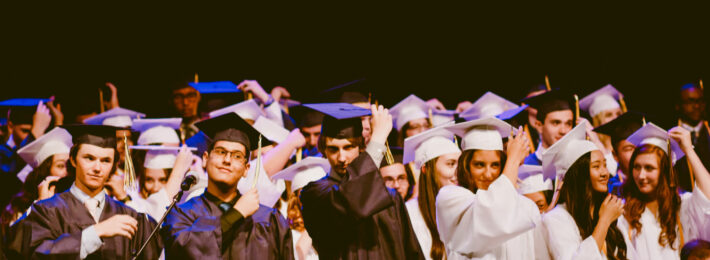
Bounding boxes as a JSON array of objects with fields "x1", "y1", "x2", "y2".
[{"x1": 2, "y1": 2, "x2": 710, "y2": 129}]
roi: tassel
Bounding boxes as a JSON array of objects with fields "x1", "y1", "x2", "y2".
[
  {"x1": 544, "y1": 75, "x2": 552, "y2": 91},
  {"x1": 384, "y1": 140, "x2": 395, "y2": 165},
  {"x1": 296, "y1": 148, "x2": 303, "y2": 162},
  {"x1": 574, "y1": 94, "x2": 580, "y2": 124},
  {"x1": 194, "y1": 73, "x2": 199, "y2": 84},
  {"x1": 619, "y1": 93, "x2": 628, "y2": 113},
  {"x1": 99, "y1": 89, "x2": 105, "y2": 113},
  {"x1": 252, "y1": 134, "x2": 263, "y2": 189},
  {"x1": 123, "y1": 133, "x2": 137, "y2": 192},
  {"x1": 642, "y1": 116, "x2": 647, "y2": 126},
  {"x1": 428, "y1": 108, "x2": 435, "y2": 127}
]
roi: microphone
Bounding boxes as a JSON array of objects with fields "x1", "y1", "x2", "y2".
[{"x1": 181, "y1": 175, "x2": 197, "y2": 191}]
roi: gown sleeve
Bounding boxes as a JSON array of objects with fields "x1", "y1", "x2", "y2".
[
  {"x1": 542, "y1": 206, "x2": 604, "y2": 260},
  {"x1": 162, "y1": 201, "x2": 222, "y2": 259},
  {"x1": 8, "y1": 204, "x2": 83, "y2": 259},
  {"x1": 680, "y1": 185, "x2": 710, "y2": 242}
]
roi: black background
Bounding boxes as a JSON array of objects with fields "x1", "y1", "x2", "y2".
[{"x1": 2, "y1": 2, "x2": 709, "y2": 128}]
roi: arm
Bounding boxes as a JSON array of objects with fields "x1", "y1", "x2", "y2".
[
  {"x1": 670, "y1": 127, "x2": 710, "y2": 198},
  {"x1": 262, "y1": 129, "x2": 306, "y2": 176},
  {"x1": 162, "y1": 202, "x2": 222, "y2": 259},
  {"x1": 165, "y1": 145, "x2": 193, "y2": 199},
  {"x1": 501, "y1": 126, "x2": 529, "y2": 185},
  {"x1": 542, "y1": 209, "x2": 605, "y2": 260}
]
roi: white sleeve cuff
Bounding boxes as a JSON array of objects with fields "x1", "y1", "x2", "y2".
[{"x1": 80, "y1": 225, "x2": 103, "y2": 259}]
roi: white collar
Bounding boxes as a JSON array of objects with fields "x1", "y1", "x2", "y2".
[
  {"x1": 70, "y1": 183, "x2": 106, "y2": 206},
  {"x1": 534, "y1": 142, "x2": 547, "y2": 160},
  {"x1": 681, "y1": 121, "x2": 703, "y2": 133},
  {"x1": 6, "y1": 134, "x2": 16, "y2": 149}
]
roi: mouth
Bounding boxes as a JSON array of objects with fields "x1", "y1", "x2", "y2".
[{"x1": 216, "y1": 167, "x2": 232, "y2": 173}]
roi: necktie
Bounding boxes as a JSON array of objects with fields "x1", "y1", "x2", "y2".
[
  {"x1": 219, "y1": 203, "x2": 232, "y2": 213},
  {"x1": 85, "y1": 198, "x2": 100, "y2": 223}
]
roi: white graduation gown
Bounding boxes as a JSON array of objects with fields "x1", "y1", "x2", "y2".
[
  {"x1": 405, "y1": 199, "x2": 433, "y2": 260},
  {"x1": 125, "y1": 188, "x2": 171, "y2": 221},
  {"x1": 436, "y1": 176, "x2": 549, "y2": 260},
  {"x1": 617, "y1": 186, "x2": 710, "y2": 260},
  {"x1": 292, "y1": 229, "x2": 319, "y2": 260},
  {"x1": 237, "y1": 159, "x2": 286, "y2": 208},
  {"x1": 542, "y1": 204, "x2": 605, "y2": 260}
]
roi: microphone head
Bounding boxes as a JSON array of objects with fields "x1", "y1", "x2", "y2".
[{"x1": 181, "y1": 175, "x2": 197, "y2": 191}]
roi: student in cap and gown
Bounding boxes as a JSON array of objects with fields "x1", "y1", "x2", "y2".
[
  {"x1": 674, "y1": 82, "x2": 710, "y2": 192},
  {"x1": 402, "y1": 123, "x2": 461, "y2": 260},
  {"x1": 436, "y1": 117, "x2": 547, "y2": 260},
  {"x1": 291, "y1": 106, "x2": 325, "y2": 159},
  {"x1": 521, "y1": 90, "x2": 575, "y2": 166},
  {"x1": 5, "y1": 124, "x2": 162, "y2": 259},
  {"x1": 458, "y1": 92, "x2": 519, "y2": 122},
  {"x1": 541, "y1": 123, "x2": 627, "y2": 260},
  {"x1": 379, "y1": 147, "x2": 414, "y2": 201},
  {"x1": 83, "y1": 107, "x2": 145, "y2": 181},
  {"x1": 389, "y1": 94, "x2": 433, "y2": 147},
  {"x1": 618, "y1": 123, "x2": 710, "y2": 259},
  {"x1": 517, "y1": 164, "x2": 553, "y2": 213},
  {"x1": 299, "y1": 103, "x2": 424, "y2": 259},
  {"x1": 162, "y1": 112, "x2": 293, "y2": 259},
  {"x1": 592, "y1": 111, "x2": 645, "y2": 194}
]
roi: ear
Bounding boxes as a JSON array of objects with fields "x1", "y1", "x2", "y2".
[
  {"x1": 202, "y1": 151, "x2": 209, "y2": 168},
  {"x1": 533, "y1": 119, "x2": 543, "y2": 129}
]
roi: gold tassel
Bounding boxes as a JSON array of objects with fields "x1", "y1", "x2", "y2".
[
  {"x1": 701, "y1": 79, "x2": 704, "y2": 91},
  {"x1": 194, "y1": 73, "x2": 199, "y2": 84},
  {"x1": 619, "y1": 93, "x2": 628, "y2": 113},
  {"x1": 99, "y1": 89, "x2": 105, "y2": 113},
  {"x1": 123, "y1": 133, "x2": 137, "y2": 192},
  {"x1": 642, "y1": 116, "x2": 647, "y2": 126},
  {"x1": 574, "y1": 94, "x2": 580, "y2": 124},
  {"x1": 368, "y1": 92, "x2": 372, "y2": 105},
  {"x1": 544, "y1": 75, "x2": 552, "y2": 91},
  {"x1": 524, "y1": 124, "x2": 536, "y2": 153},
  {"x1": 252, "y1": 134, "x2": 263, "y2": 189},
  {"x1": 428, "y1": 108, "x2": 435, "y2": 127},
  {"x1": 384, "y1": 140, "x2": 395, "y2": 165},
  {"x1": 296, "y1": 148, "x2": 303, "y2": 162}
]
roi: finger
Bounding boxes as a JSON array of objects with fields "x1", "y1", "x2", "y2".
[
  {"x1": 603, "y1": 193, "x2": 612, "y2": 203},
  {"x1": 48, "y1": 186, "x2": 56, "y2": 194},
  {"x1": 56, "y1": 103, "x2": 61, "y2": 112}
]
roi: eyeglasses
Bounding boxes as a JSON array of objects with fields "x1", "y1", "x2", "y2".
[
  {"x1": 383, "y1": 176, "x2": 409, "y2": 187},
  {"x1": 210, "y1": 148, "x2": 246, "y2": 162}
]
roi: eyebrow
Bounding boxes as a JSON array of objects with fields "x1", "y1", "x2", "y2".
[{"x1": 214, "y1": 147, "x2": 245, "y2": 154}]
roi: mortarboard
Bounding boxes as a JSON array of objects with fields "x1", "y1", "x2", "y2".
[
  {"x1": 0, "y1": 98, "x2": 50, "y2": 125},
  {"x1": 446, "y1": 117, "x2": 514, "y2": 151},
  {"x1": 389, "y1": 94, "x2": 430, "y2": 132},
  {"x1": 302, "y1": 103, "x2": 371, "y2": 139},
  {"x1": 83, "y1": 107, "x2": 145, "y2": 128},
  {"x1": 252, "y1": 116, "x2": 290, "y2": 144},
  {"x1": 541, "y1": 123, "x2": 598, "y2": 181},
  {"x1": 132, "y1": 118, "x2": 182, "y2": 145},
  {"x1": 194, "y1": 112, "x2": 272, "y2": 151},
  {"x1": 459, "y1": 92, "x2": 519, "y2": 121},
  {"x1": 321, "y1": 78, "x2": 372, "y2": 106},
  {"x1": 0, "y1": 98, "x2": 51, "y2": 107},
  {"x1": 521, "y1": 89, "x2": 574, "y2": 121},
  {"x1": 579, "y1": 84, "x2": 622, "y2": 117},
  {"x1": 403, "y1": 122, "x2": 460, "y2": 169},
  {"x1": 129, "y1": 146, "x2": 189, "y2": 169},
  {"x1": 61, "y1": 124, "x2": 121, "y2": 149},
  {"x1": 290, "y1": 105, "x2": 325, "y2": 128},
  {"x1": 185, "y1": 131, "x2": 210, "y2": 155},
  {"x1": 208, "y1": 99, "x2": 264, "y2": 122},
  {"x1": 188, "y1": 81, "x2": 241, "y2": 94},
  {"x1": 593, "y1": 111, "x2": 645, "y2": 147},
  {"x1": 18, "y1": 127, "x2": 73, "y2": 168},
  {"x1": 430, "y1": 109, "x2": 456, "y2": 127},
  {"x1": 496, "y1": 104, "x2": 530, "y2": 128},
  {"x1": 272, "y1": 157, "x2": 330, "y2": 192},
  {"x1": 626, "y1": 123, "x2": 684, "y2": 164},
  {"x1": 517, "y1": 164, "x2": 552, "y2": 195}
]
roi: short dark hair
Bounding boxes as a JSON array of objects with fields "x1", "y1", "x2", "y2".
[
  {"x1": 536, "y1": 99, "x2": 572, "y2": 123},
  {"x1": 207, "y1": 140, "x2": 251, "y2": 159},
  {"x1": 317, "y1": 135, "x2": 365, "y2": 155},
  {"x1": 69, "y1": 144, "x2": 120, "y2": 179}
]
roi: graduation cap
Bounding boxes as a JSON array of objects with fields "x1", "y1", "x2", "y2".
[
  {"x1": 446, "y1": 117, "x2": 514, "y2": 152},
  {"x1": 593, "y1": 111, "x2": 645, "y2": 147},
  {"x1": 83, "y1": 107, "x2": 145, "y2": 128},
  {"x1": 194, "y1": 112, "x2": 272, "y2": 151},
  {"x1": 208, "y1": 99, "x2": 264, "y2": 122},
  {"x1": 18, "y1": 127, "x2": 73, "y2": 168},
  {"x1": 290, "y1": 105, "x2": 325, "y2": 128},
  {"x1": 430, "y1": 109, "x2": 456, "y2": 127},
  {"x1": 302, "y1": 103, "x2": 371, "y2": 139},
  {"x1": 252, "y1": 116, "x2": 290, "y2": 143},
  {"x1": 188, "y1": 81, "x2": 241, "y2": 94},
  {"x1": 389, "y1": 94, "x2": 430, "y2": 132},
  {"x1": 403, "y1": 122, "x2": 460, "y2": 169},
  {"x1": 132, "y1": 118, "x2": 182, "y2": 145},
  {"x1": 626, "y1": 122, "x2": 684, "y2": 164},
  {"x1": 321, "y1": 78, "x2": 371, "y2": 106},
  {"x1": 520, "y1": 89, "x2": 574, "y2": 122},
  {"x1": 272, "y1": 157, "x2": 330, "y2": 192},
  {"x1": 579, "y1": 84, "x2": 622, "y2": 117},
  {"x1": 517, "y1": 164, "x2": 552, "y2": 195},
  {"x1": 130, "y1": 145, "x2": 181, "y2": 169},
  {"x1": 0, "y1": 98, "x2": 51, "y2": 107},
  {"x1": 185, "y1": 131, "x2": 210, "y2": 155},
  {"x1": 496, "y1": 104, "x2": 530, "y2": 128},
  {"x1": 389, "y1": 146, "x2": 404, "y2": 164},
  {"x1": 0, "y1": 98, "x2": 50, "y2": 125},
  {"x1": 61, "y1": 124, "x2": 121, "y2": 149},
  {"x1": 541, "y1": 123, "x2": 598, "y2": 181},
  {"x1": 459, "y1": 92, "x2": 519, "y2": 121}
]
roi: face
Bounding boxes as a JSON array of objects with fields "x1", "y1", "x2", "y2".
[
  {"x1": 50, "y1": 153, "x2": 69, "y2": 178},
  {"x1": 597, "y1": 108, "x2": 623, "y2": 126},
  {"x1": 614, "y1": 140, "x2": 636, "y2": 175},
  {"x1": 589, "y1": 150, "x2": 610, "y2": 193},
  {"x1": 404, "y1": 118, "x2": 431, "y2": 138},
  {"x1": 468, "y1": 150, "x2": 502, "y2": 190},
  {"x1": 380, "y1": 163, "x2": 409, "y2": 198},
  {"x1": 677, "y1": 87, "x2": 705, "y2": 123},
  {"x1": 10, "y1": 123, "x2": 31, "y2": 145},
  {"x1": 539, "y1": 110, "x2": 574, "y2": 148},
  {"x1": 143, "y1": 168, "x2": 168, "y2": 196},
  {"x1": 202, "y1": 141, "x2": 250, "y2": 189},
  {"x1": 115, "y1": 129, "x2": 132, "y2": 163},
  {"x1": 632, "y1": 153, "x2": 661, "y2": 195},
  {"x1": 72, "y1": 144, "x2": 115, "y2": 193},
  {"x1": 524, "y1": 191, "x2": 549, "y2": 213},
  {"x1": 323, "y1": 137, "x2": 360, "y2": 175},
  {"x1": 361, "y1": 116, "x2": 372, "y2": 144},
  {"x1": 301, "y1": 125, "x2": 321, "y2": 149},
  {"x1": 172, "y1": 87, "x2": 201, "y2": 118},
  {"x1": 434, "y1": 152, "x2": 460, "y2": 187}
]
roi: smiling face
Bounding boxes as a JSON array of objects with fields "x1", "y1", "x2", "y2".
[
  {"x1": 434, "y1": 152, "x2": 460, "y2": 187},
  {"x1": 632, "y1": 152, "x2": 661, "y2": 195},
  {"x1": 538, "y1": 110, "x2": 574, "y2": 149},
  {"x1": 143, "y1": 168, "x2": 168, "y2": 196},
  {"x1": 589, "y1": 150, "x2": 610, "y2": 193},
  {"x1": 202, "y1": 140, "x2": 250, "y2": 190},
  {"x1": 614, "y1": 140, "x2": 636, "y2": 175},
  {"x1": 72, "y1": 144, "x2": 116, "y2": 195},
  {"x1": 468, "y1": 150, "x2": 502, "y2": 191}
]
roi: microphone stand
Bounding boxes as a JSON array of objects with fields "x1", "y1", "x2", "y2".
[{"x1": 131, "y1": 186, "x2": 190, "y2": 260}]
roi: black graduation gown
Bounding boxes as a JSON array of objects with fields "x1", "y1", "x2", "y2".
[
  {"x1": 300, "y1": 153, "x2": 424, "y2": 260},
  {"x1": 675, "y1": 123, "x2": 710, "y2": 192},
  {"x1": 5, "y1": 191, "x2": 162, "y2": 260},
  {"x1": 162, "y1": 193, "x2": 293, "y2": 260}
]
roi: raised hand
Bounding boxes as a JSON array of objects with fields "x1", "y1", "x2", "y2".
[
  {"x1": 46, "y1": 96, "x2": 64, "y2": 126},
  {"x1": 426, "y1": 98, "x2": 446, "y2": 111},
  {"x1": 669, "y1": 126, "x2": 693, "y2": 154},
  {"x1": 270, "y1": 86, "x2": 291, "y2": 102},
  {"x1": 285, "y1": 129, "x2": 306, "y2": 149},
  {"x1": 105, "y1": 82, "x2": 120, "y2": 110},
  {"x1": 94, "y1": 214, "x2": 138, "y2": 239},
  {"x1": 598, "y1": 194, "x2": 624, "y2": 223},
  {"x1": 37, "y1": 176, "x2": 61, "y2": 200},
  {"x1": 238, "y1": 80, "x2": 271, "y2": 104},
  {"x1": 369, "y1": 105, "x2": 393, "y2": 145},
  {"x1": 505, "y1": 126, "x2": 530, "y2": 166},
  {"x1": 234, "y1": 188, "x2": 260, "y2": 217},
  {"x1": 31, "y1": 100, "x2": 52, "y2": 138},
  {"x1": 455, "y1": 101, "x2": 472, "y2": 113},
  {"x1": 105, "y1": 173, "x2": 128, "y2": 201}
]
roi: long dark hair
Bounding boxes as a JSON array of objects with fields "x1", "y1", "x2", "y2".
[
  {"x1": 558, "y1": 152, "x2": 627, "y2": 259},
  {"x1": 23, "y1": 156, "x2": 56, "y2": 200},
  {"x1": 456, "y1": 149, "x2": 506, "y2": 193},
  {"x1": 418, "y1": 158, "x2": 446, "y2": 260},
  {"x1": 622, "y1": 144, "x2": 681, "y2": 249}
]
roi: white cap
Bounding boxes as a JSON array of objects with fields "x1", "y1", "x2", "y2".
[
  {"x1": 129, "y1": 145, "x2": 189, "y2": 169},
  {"x1": 403, "y1": 122, "x2": 460, "y2": 169},
  {"x1": 430, "y1": 109, "x2": 456, "y2": 127},
  {"x1": 208, "y1": 99, "x2": 264, "y2": 121},
  {"x1": 542, "y1": 123, "x2": 599, "y2": 181},
  {"x1": 579, "y1": 84, "x2": 622, "y2": 117},
  {"x1": 517, "y1": 164, "x2": 552, "y2": 194},
  {"x1": 459, "y1": 92, "x2": 519, "y2": 121},
  {"x1": 272, "y1": 157, "x2": 330, "y2": 192},
  {"x1": 83, "y1": 107, "x2": 145, "y2": 127},
  {"x1": 626, "y1": 123, "x2": 684, "y2": 164},
  {"x1": 18, "y1": 127, "x2": 72, "y2": 168},
  {"x1": 252, "y1": 116, "x2": 290, "y2": 144},
  {"x1": 446, "y1": 117, "x2": 514, "y2": 151},
  {"x1": 389, "y1": 94, "x2": 430, "y2": 131},
  {"x1": 132, "y1": 118, "x2": 182, "y2": 145}
]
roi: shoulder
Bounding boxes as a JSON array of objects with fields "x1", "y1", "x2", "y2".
[
  {"x1": 301, "y1": 176, "x2": 335, "y2": 196},
  {"x1": 33, "y1": 192, "x2": 70, "y2": 210},
  {"x1": 174, "y1": 194, "x2": 208, "y2": 213},
  {"x1": 542, "y1": 204, "x2": 572, "y2": 225},
  {"x1": 252, "y1": 205, "x2": 288, "y2": 226}
]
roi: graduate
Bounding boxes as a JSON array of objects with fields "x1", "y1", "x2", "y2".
[
  {"x1": 5, "y1": 124, "x2": 163, "y2": 259},
  {"x1": 521, "y1": 89, "x2": 575, "y2": 166},
  {"x1": 403, "y1": 123, "x2": 461, "y2": 260},
  {"x1": 458, "y1": 92, "x2": 519, "y2": 121},
  {"x1": 593, "y1": 111, "x2": 645, "y2": 193},
  {"x1": 83, "y1": 107, "x2": 145, "y2": 178},
  {"x1": 618, "y1": 123, "x2": 710, "y2": 259},
  {"x1": 390, "y1": 94, "x2": 433, "y2": 146},
  {"x1": 517, "y1": 164, "x2": 553, "y2": 213},
  {"x1": 541, "y1": 123, "x2": 627, "y2": 259},
  {"x1": 299, "y1": 103, "x2": 424, "y2": 259},
  {"x1": 436, "y1": 117, "x2": 546, "y2": 259},
  {"x1": 579, "y1": 84, "x2": 625, "y2": 178},
  {"x1": 380, "y1": 147, "x2": 413, "y2": 200},
  {"x1": 674, "y1": 82, "x2": 710, "y2": 192},
  {"x1": 131, "y1": 118, "x2": 182, "y2": 146},
  {"x1": 292, "y1": 106, "x2": 325, "y2": 159},
  {"x1": 162, "y1": 112, "x2": 293, "y2": 259},
  {"x1": 272, "y1": 157, "x2": 331, "y2": 260}
]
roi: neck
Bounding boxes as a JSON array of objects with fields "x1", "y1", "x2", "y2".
[
  {"x1": 646, "y1": 200, "x2": 659, "y2": 216},
  {"x1": 207, "y1": 181, "x2": 238, "y2": 202},
  {"x1": 681, "y1": 118, "x2": 701, "y2": 127},
  {"x1": 75, "y1": 179, "x2": 103, "y2": 198}
]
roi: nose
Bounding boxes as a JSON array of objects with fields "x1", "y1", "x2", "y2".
[
  {"x1": 337, "y1": 150, "x2": 347, "y2": 163},
  {"x1": 91, "y1": 161, "x2": 101, "y2": 173},
  {"x1": 392, "y1": 181, "x2": 400, "y2": 189},
  {"x1": 483, "y1": 167, "x2": 495, "y2": 180},
  {"x1": 221, "y1": 155, "x2": 232, "y2": 166}
]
